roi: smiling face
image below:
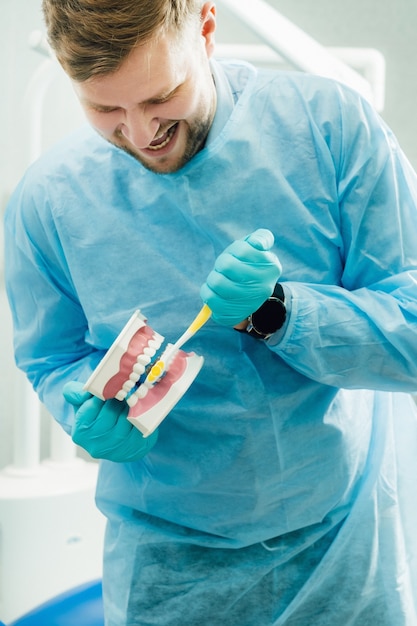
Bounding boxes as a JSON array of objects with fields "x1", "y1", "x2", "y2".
[{"x1": 73, "y1": 5, "x2": 217, "y2": 174}]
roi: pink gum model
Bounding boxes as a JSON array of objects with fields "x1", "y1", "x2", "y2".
[{"x1": 83, "y1": 310, "x2": 204, "y2": 437}]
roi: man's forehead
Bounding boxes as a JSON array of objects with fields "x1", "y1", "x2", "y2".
[{"x1": 73, "y1": 36, "x2": 188, "y2": 107}]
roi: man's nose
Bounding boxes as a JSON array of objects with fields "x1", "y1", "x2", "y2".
[{"x1": 120, "y1": 107, "x2": 160, "y2": 149}]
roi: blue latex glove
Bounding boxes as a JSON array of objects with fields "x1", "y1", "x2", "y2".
[
  {"x1": 63, "y1": 381, "x2": 158, "y2": 462},
  {"x1": 200, "y1": 229, "x2": 282, "y2": 326}
]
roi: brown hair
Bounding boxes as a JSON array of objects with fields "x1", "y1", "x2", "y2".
[{"x1": 42, "y1": 0, "x2": 203, "y2": 81}]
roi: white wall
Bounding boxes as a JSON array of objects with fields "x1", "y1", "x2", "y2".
[
  {"x1": 1, "y1": 2, "x2": 85, "y2": 469},
  {"x1": 1, "y1": 0, "x2": 417, "y2": 469},
  {"x1": 1, "y1": 2, "x2": 45, "y2": 469},
  {"x1": 216, "y1": 0, "x2": 417, "y2": 167}
]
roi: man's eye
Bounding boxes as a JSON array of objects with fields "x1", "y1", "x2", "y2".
[
  {"x1": 152, "y1": 90, "x2": 180, "y2": 105},
  {"x1": 150, "y1": 96, "x2": 171, "y2": 105},
  {"x1": 93, "y1": 107, "x2": 119, "y2": 114}
]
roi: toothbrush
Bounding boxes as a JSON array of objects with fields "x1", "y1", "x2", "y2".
[{"x1": 145, "y1": 304, "x2": 212, "y2": 385}]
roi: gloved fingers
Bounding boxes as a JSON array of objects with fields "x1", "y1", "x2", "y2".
[
  {"x1": 80, "y1": 420, "x2": 159, "y2": 462},
  {"x1": 200, "y1": 280, "x2": 261, "y2": 325},
  {"x1": 221, "y1": 239, "x2": 280, "y2": 267},
  {"x1": 203, "y1": 270, "x2": 241, "y2": 299},
  {"x1": 244, "y1": 228, "x2": 275, "y2": 250},
  {"x1": 93, "y1": 398, "x2": 130, "y2": 436},
  {"x1": 199, "y1": 281, "x2": 216, "y2": 308},
  {"x1": 203, "y1": 270, "x2": 266, "y2": 302},
  {"x1": 67, "y1": 383, "x2": 160, "y2": 462},
  {"x1": 63, "y1": 380, "x2": 93, "y2": 407},
  {"x1": 82, "y1": 421, "x2": 134, "y2": 458},
  {"x1": 200, "y1": 229, "x2": 282, "y2": 326},
  {"x1": 114, "y1": 426, "x2": 159, "y2": 461},
  {"x1": 211, "y1": 254, "x2": 281, "y2": 285},
  {"x1": 72, "y1": 396, "x2": 128, "y2": 439}
]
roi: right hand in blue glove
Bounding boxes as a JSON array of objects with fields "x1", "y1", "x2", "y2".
[
  {"x1": 63, "y1": 381, "x2": 158, "y2": 462},
  {"x1": 200, "y1": 229, "x2": 282, "y2": 326}
]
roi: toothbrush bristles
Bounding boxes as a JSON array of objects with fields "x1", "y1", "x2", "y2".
[{"x1": 147, "y1": 359, "x2": 165, "y2": 384}]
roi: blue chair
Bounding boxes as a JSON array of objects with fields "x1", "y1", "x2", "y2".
[{"x1": 8, "y1": 580, "x2": 104, "y2": 626}]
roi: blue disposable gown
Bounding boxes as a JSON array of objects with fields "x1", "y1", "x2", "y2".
[{"x1": 5, "y1": 60, "x2": 417, "y2": 624}]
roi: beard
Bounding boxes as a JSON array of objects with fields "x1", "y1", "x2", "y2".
[{"x1": 109, "y1": 111, "x2": 214, "y2": 174}]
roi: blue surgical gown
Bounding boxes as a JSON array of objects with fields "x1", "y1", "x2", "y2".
[{"x1": 4, "y1": 59, "x2": 417, "y2": 624}]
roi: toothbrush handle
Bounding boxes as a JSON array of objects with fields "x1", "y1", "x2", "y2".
[
  {"x1": 187, "y1": 303, "x2": 212, "y2": 336},
  {"x1": 172, "y1": 304, "x2": 212, "y2": 352}
]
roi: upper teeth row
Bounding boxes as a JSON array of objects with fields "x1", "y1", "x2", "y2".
[
  {"x1": 148, "y1": 126, "x2": 175, "y2": 151},
  {"x1": 115, "y1": 334, "x2": 164, "y2": 402}
]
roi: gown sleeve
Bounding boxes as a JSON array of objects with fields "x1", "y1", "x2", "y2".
[
  {"x1": 4, "y1": 175, "x2": 104, "y2": 433},
  {"x1": 269, "y1": 86, "x2": 417, "y2": 393}
]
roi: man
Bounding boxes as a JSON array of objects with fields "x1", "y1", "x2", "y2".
[{"x1": 5, "y1": 0, "x2": 417, "y2": 623}]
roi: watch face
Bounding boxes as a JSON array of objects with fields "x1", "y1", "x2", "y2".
[{"x1": 251, "y1": 297, "x2": 286, "y2": 335}]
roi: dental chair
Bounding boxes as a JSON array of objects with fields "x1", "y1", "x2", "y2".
[{"x1": 4, "y1": 580, "x2": 103, "y2": 626}]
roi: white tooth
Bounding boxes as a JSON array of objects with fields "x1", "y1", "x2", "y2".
[
  {"x1": 143, "y1": 346, "x2": 156, "y2": 357},
  {"x1": 129, "y1": 371, "x2": 140, "y2": 382},
  {"x1": 116, "y1": 390, "x2": 127, "y2": 401},
  {"x1": 148, "y1": 339, "x2": 160, "y2": 350},
  {"x1": 123, "y1": 380, "x2": 135, "y2": 392},
  {"x1": 127, "y1": 394, "x2": 139, "y2": 407},
  {"x1": 153, "y1": 332, "x2": 164, "y2": 346},
  {"x1": 148, "y1": 126, "x2": 175, "y2": 151},
  {"x1": 133, "y1": 363, "x2": 145, "y2": 375},
  {"x1": 137, "y1": 354, "x2": 151, "y2": 366},
  {"x1": 136, "y1": 385, "x2": 149, "y2": 399}
]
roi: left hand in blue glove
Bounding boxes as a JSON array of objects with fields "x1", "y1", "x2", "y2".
[
  {"x1": 63, "y1": 381, "x2": 158, "y2": 462},
  {"x1": 200, "y1": 229, "x2": 282, "y2": 326}
]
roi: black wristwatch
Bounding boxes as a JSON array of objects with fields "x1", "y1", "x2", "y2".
[{"x1": 245, "y1": 283, "x2": 286, "y2": 339}]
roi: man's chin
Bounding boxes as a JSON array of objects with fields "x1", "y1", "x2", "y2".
[
  {"x1": 101, "y1": 120, "x2": 209, "y2": 174},
  {"x1": 106, "y1": 139, "x2": 184, "y2": 174}
]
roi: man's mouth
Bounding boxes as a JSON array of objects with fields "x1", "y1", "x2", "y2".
[{"x1": 148, "y1": 123, "x2": 179, "y2": 151}]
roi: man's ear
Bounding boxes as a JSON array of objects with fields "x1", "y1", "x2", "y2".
[{"x1": 200, "y1": 2, "x2": 216, "y2": 57}]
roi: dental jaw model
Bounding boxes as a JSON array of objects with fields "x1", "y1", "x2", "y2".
[{"x1": 84, "y1": 306, "x2": 211, "y2": 437}]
